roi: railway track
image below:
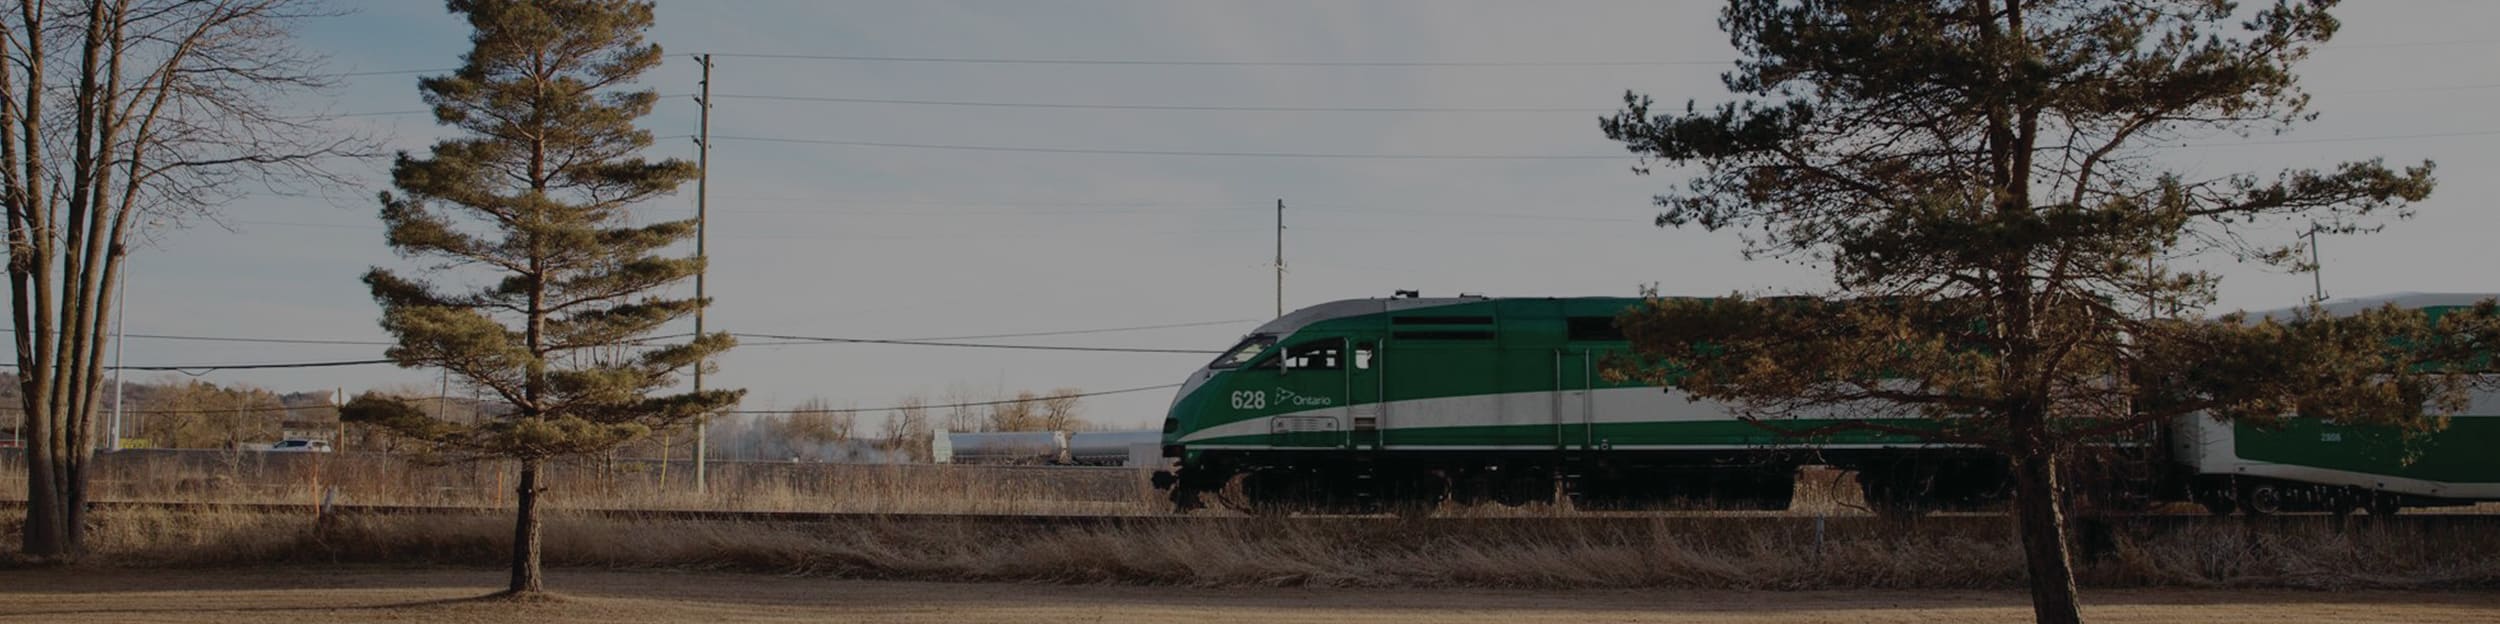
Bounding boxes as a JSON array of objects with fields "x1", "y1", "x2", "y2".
[{"x1": 13, "y1": 499, "x2": 2500, "y2": 533}]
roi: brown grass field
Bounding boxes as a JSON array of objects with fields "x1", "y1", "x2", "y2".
[
  {"x1": 3, "y1": 452, "x2": 2499, "y2": 621},
  {"x1": 2, "y1": 567, "x2": 2495, "y2": 623},
  {"x1": 22, "y1": 505, "x2": 2500, "y2": 591},
  {"x1": 0, "y1": 450, "x2": 1162, "y2": 515}
]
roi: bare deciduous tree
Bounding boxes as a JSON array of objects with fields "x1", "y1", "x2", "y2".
[
  {"x1": 880, "y1": 395, "x2": 930, "y2": 461},
  {"x1": 141, "y1": 379, "x2": 281, "y2": 449},
  {"x1": 1036, "y1": 388, "x2": 1084, "y2": 432},
  {"x1": 940, "y1": 385, "x2": 983, "y2": 433},
  {"x1": 2, "y1": 0, "x2": 363, "y2": 560}
]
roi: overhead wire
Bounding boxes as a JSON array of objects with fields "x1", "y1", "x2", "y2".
[
  {"x1": 0, "y1": 358, "x2": 398, "y2": 373},
  {"x1": 5, "y1": 382, "x2": 1187, "y2": 416},
  {"x1": 2181, "y1": 128, "x2": 2500, "y2": 147},
  {"x1": 709, "y1": 135, "x2": 1625, "y2": 160},
  {"x1": 732, "y1": 333, "x2": 1221, "y2": 354},
  {"x1": 712, "y1": 93, "x2": 1609, "y2": 114},
  {"x1": 722, "y1": 383, "x2": 1183, "y2": 415},
  {"x1": 703, "y1": 52, "x2": 1722, "y2": 67},
  {"x1": 889, "y1": 319, "x2": 1255, "y2": 341},
  {"x1": 2, "y1": 320, "x2": 1246, "y2": 372}
]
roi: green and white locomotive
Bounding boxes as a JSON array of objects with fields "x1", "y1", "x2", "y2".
[{"x1": 1152, "y1": 293, "x2": 2500, "y2": 515}]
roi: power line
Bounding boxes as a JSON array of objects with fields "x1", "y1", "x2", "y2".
[
  {"x1": 2334, "y1": 82, "x2": 2500, "y2": 94},
  {"x1": 125, "y1": 333, "x2": 392, "y2": 346},
  {"x1": 894, "y1": 319, "x2": 1255, "y2": 341},
  {"x1": 339, "y1": 67, "x2": 452, "y2": 77},
  {"x1": 714, "y1": 128, "x2": 2500, "y2": 160},
  {"x1": 713, "y1": 93, "x2": 1608, "y2": 114},
  {"x1": 2182, "y1": 128, "x2": 2500, "y2": 148},
  {"x1": 2329, "y1": 38, "x2": 2500, "y2": 50},
  {"x1": 733, "y1": 333, "x2": 1222, "y2": 354},
  {"x1": 0, "y1": 358, "x2": 397, "y2": 373},
  {"x1": 6, "y1": 321, "x2": 1236, "y2": 358},
  {"x1": 0, "y1": 382, "x2": 1188, "y2": 416},
  {"x1": 710, "y1": 135, "x2": 1625, "y2": 161},
  {"x1": 704, "y1": 52, "x2": 1721, "y2": 68},
  {"x1": 723, "y1": 383, "x2": 1183, "y2": 415}
]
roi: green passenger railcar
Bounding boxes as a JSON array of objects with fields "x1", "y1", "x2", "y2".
[
  {"x1": 1155, "y1": 293, "x2": 2500, "y2": 515},
  {"x1": 2174, "y1": 293, "x2": 2500, "y2": 515},
  {"x1": 1154, "y1": 295, "x2": 2007, "y2": 513}
]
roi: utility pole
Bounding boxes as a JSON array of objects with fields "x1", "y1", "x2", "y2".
[
  {"x1": 2306, "y1": 224, "x2": 2325, "y2": 303},
  {"x1": 108, "y1": 269, "x2": 126, "y2": 451},
  {"x1": 691, "y1": 53, "x2": 714, "y2": 493},
  {"x1": 1275, "y1": 199, "x2": 1284, "y2": 318}
]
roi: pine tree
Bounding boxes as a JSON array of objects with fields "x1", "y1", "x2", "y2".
[
  {"x1": 344, "y1": 0, "x2": 738, "y2": 595},
  {"x1": 1599, "y1": 1, "x2": 2500, "y2": 622}
]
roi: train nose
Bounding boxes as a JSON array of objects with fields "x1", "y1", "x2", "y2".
[{"x1": 1163, "y1": 374, "x2": 1210, "y2": 445}]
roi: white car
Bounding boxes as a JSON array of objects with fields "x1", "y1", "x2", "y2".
[{"x1": 267, "y1": 439, "x2": 333, "y2": 453}]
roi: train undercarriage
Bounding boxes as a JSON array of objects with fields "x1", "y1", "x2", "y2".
[{"x1": 1156, "y1": 448, "x2": 2089, "y2": 516}]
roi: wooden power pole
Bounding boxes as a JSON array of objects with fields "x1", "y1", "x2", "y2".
[{"x1": 692, "y1": 54, "x2": 714, "y2": 493}]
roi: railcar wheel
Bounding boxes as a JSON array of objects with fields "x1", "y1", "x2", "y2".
[
  {"x1": 1382, "y1": 499, "x2": 1438, "y2": 520},
  {"x1": 2368, "y1": 495, "x2": 2403, "y2": 517},
  {"x1": 1216, "y1": 473, "x2": 1269, "y2": 516},
  {"x1": 2327, "y1": 491, "x2": 2362, "y2": 516},
  {"x1": 2240, "y1": 482, "x2": 2284, "y2": 516},
  {"x1": 2197, "y1": 497, "x2": 2236, "y2": 517},
  {"x1": 1855, "y1": 468, "x2": 1930, "y2": 519}
]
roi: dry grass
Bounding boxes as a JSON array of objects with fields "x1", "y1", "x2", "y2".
[
  {"x1": 12, "y1": 568, "x2": 2498, "y2": 624},
  {"x1": 0, "y1": 450, "x2": 1158, "y2": 515},
  {"x1": 9, "y1": 453, "x2": 2498, "y2": 591},
  {"x1": 39, "y1": 507, "x2": 2500, "y2": 591},
  {"x1": 5, "y1": 452, "x2": 2493, "y2": 519}
]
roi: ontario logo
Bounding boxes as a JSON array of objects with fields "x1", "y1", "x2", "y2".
[
  {"x1": 1274, "y1": 388, "x2": 1335, "y2": 407},
  {"x1": 1228, "y1": 389, "x2": 1337, "y2": 409}
]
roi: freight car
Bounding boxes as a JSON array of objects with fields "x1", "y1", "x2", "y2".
[
  {"x1": 934, "y1": 429, "x2": 1165, "y2": 466},
  {"x1": 1151, "y1": 293, "x2": 2500, "y2": 515},
  {"x1": 932, "y1": 430, "x2": 1066, "y2": 465}
]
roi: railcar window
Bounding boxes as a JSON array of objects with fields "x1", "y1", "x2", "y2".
[
  {"x1": 1567, "y1": 317, "x2": 1626, "y2": 342},
  {"x1": 1353, "y1": 341, "x2": 1374, "y2": 369},
  {"x1": 1391, "y1": 330, "x2": 1495, "y2": 340},
  {"x1": 1208, "y1": 335, "x2": 1277, "y2": 369},
  {"x1": 1391, "y1": 316, "x2": 1495, "y2": 325}
]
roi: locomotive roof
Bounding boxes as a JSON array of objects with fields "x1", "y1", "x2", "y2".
[
  {"x1": 1249, "y1": 297, "x2": 1472, "y2": 336},
  {"x1": 2240, "y1": 292, "x2": 2500, "y2": 321},
  {"x1": 1248, "y1": 296, "x2": 1643, "y2": 336}
]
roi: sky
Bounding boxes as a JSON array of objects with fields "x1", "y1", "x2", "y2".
[{"x1": 96, "y1": 0, "x2": 2500, "y2": 432}]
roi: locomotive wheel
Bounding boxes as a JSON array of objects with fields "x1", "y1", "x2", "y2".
[
  {"x1": 2368, "y1": 495, "x2": 2403, "y2": 517},
  {"x1": 1382, "y1": 499, "x2": 1438, "y2": 520},
  {"x1": 2239, "y1": 482, "x2": 2284, "y2": 516},
  {"x1": 1216, "y1": 473, "x2": 1273, "y2": 516},
  {"x1": 2196, "y1": 496, "x2": 2236, "y2": 517},
  {"x1": 1855, "y1": 469, "x2": 1930, "y2": 519},
  {"x1": 2327, "y1": 491, "x2": 2362, "y2": 516}
]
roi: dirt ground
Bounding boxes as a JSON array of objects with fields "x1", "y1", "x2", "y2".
[{"x1": 0, "y1": 567, "x2": 2495, "y2": 624}]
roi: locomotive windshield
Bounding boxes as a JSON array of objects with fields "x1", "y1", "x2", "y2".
[{"x1": 1207, "y1": 334, "x2": 1277, "y2": 369}]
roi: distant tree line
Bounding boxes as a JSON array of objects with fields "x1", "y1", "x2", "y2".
[{"x1": 627, "y1": 387, "x2": 1097, "y2": 464}]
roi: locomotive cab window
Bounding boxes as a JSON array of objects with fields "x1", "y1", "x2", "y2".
[
  {"x1": 1276, "y1": 339, "x2": 1344, "y2": 370},
  {"x1": 1208, "y1": 335, "x2": 1277, "y2": 369}
]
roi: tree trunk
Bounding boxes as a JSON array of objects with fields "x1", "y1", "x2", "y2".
[
  {"x1": 62, "y1": 431, "x2": 87, "y2": 553},
  {"x1": 2012, "y1": 449, "x2": 2083, "y2": 624},
  {"x1": 20, "y1": 400, "x2": 64, "y2": 559},
  {"x1": 508, "y1": 459, "x2": 544, "y2": 594}
]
